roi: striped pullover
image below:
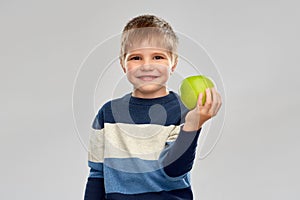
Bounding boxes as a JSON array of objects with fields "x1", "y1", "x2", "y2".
[{"x1": 84, "y1": 91, "x2": 201, "y2": 200}]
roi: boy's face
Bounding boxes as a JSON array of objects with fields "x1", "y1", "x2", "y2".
[{"x1": 121, "y1": 42, "x2": 177, "y2": 98}]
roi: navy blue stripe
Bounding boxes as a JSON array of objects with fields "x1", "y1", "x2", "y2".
[
  {"x1": 106, "y1": 187, "x2": 193, "y2": 200},
  {"x1": 84, "y1": 178, "x2": 105, "y2": 200},
  {"x1": 94, "y1": 92, "x2": 188, "y2": 126}
]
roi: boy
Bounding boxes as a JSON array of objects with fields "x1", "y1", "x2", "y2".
[{"x1": 84, "y1": 14, "x2": 222, "y2": 200}]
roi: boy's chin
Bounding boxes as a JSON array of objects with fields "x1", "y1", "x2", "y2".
[
  {"x1": 135, "y1": 83, "x2": 164, "y2": 91},
  {"x1": 133, "y1": 84, "x2": 168, "y2": 97}
]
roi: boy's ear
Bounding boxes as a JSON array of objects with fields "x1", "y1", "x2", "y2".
[
  {"x1": 120, "y1": 59, "x2": 126, "y2": 73},
  {"x1": 171, "y1": 57, "x2": 178, "y2": 73}
]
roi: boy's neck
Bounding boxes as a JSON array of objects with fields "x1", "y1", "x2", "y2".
[{"x1": 132, "y1": 88, "x2": 170, "y2": 99}]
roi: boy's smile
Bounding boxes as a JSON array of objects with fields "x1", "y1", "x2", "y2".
[
  {"x1": 137, "y1": 75, "x2": 159, "y2": 81},
  {"x1": 121, "y1": 46, "x2": 177, "y2": 99}
]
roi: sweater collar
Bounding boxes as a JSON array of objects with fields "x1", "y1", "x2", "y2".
[{"x1": 127, "y1": 91, "x2": 177, "y2": 105}]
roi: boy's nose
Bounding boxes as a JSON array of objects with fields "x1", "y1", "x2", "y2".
[
  {"x1": 140, "y1": 64, "x2": 154, "y2": 71},
  {"x1": 140, "y1": 58, "x2": 154, "y2": 71}
]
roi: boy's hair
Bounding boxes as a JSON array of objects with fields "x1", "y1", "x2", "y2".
[{"x1": 120, "y1": 14, "x2": 179, "y2": 65}]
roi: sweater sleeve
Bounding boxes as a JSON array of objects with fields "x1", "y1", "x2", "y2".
[
  {"x1": 84, "y1": 177, "x2": 106, "y2": 200},
  {"x1": 84, "y1": 109, "x2": 106, "y2": 199},
  {"x1": 161, "y1": 126, "x2": 201, "y2": 178}
]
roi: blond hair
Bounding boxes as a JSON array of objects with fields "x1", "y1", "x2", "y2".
[{"x1": 120, "y1": 14, "x2": 178, "y2": 64}]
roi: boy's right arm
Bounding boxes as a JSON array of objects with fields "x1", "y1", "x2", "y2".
[{"x1": 84, "y1": 110, "x2": 106, "y2": 200}]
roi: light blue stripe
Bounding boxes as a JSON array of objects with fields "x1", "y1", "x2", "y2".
[
  {"x1": 88, "y1": 161, "x2": 104, "y2": 178},
  {"x1": 103, "y1": 158, "x2": 190, "y2": 194},
  {"x1": 104, "y1": 157, "x2": 160, "y2": 173}
]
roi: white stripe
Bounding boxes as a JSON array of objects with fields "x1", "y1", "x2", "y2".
[
  {"x1": 88, "y1": 128, "x2": 104, "y2": 162},
  {"x1": 104, "y1": 123, "x2": 180, "y2": 160}
]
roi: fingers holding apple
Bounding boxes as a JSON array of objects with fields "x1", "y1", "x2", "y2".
[
  {"x1": 209, "y1": 87, "x2": 222, "y2": 116},
  {"x1": 180, "y1": 75, "x2": 222, "y2": 131},
  {"x1": 197, "y1": 87, "x2": 222, "y2": 123}
]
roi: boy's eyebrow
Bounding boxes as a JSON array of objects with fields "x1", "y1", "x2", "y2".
[
  {"x1": 127, "y1": 45, "x2": 170, "y2": 51},
  {"x1": 152, "y1": 51, "x2": 169, "y2": 54},
  {"x1": 127, "y1": 48, "x2": 169, "y2": 54}
]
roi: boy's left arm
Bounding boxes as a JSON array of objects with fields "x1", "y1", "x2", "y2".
[{"x1": 162, "y1": 88, "x2": 222, "y2": 178}]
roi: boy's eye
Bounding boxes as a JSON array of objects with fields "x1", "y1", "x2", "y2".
[
  {"x1": 129, "y1": 56, "x2": 141, "y2": 60},
  {"x1": 154, "y1": 55, "x2": 164, "y2": 60}
]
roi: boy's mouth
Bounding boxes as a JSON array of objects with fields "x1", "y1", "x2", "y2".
[{"x1": 137, "y1": 75, "x2": 159, "y2": 81}]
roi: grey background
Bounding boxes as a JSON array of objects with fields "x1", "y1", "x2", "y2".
[{"x1": 1, "y1": 0, "x2": 299, "y2": 199}]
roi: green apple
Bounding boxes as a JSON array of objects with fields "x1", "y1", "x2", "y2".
[{"x1": 179, "y1": 75, "x2": 214, "y2": 110}]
